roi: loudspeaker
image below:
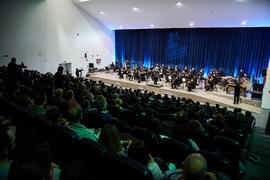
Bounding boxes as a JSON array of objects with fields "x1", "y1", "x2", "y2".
[
  {"x1": 252, "y1": 83, "x2": 263, "y2": 100},
  {"x1": 262, "y1": 69, "x2": 267, "y2": 77},
  {"x1": 89, "y1": 63, "x2": 94, "y2": 68},
  {"x1": 253, "y1": 83, "x2": 264, "y2": 91}
]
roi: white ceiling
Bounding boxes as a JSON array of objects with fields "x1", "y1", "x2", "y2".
[{"x1": 74, "y1": 0, "x2": 270, "y2": 30}]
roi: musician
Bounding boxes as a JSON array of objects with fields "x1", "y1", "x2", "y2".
[
  {"x1": 197, "y1": 68, "x2": 204, "y2": 80},
  {"x1": 190, "y1": 67, "x2": 196, "y2": 77},
  {"x1": 234, "y1": 82, "x2": 241, "y2": 104},
  {"x1": 134, "y1": 69, "x2": 141, "y2": 83},
  {"x1": 183, "y1": 66, "x2": 189, "y2": 74},
  {"x1": 118, "y1": 68, "x2": 124, "y2": 79},
  {"x1": 218, "y1": 67, "x2": 224, "y2": 77},
  {"x1": 239, "y1": 69, "x2": 244, "y2": 79},
  {"x1": 187, "y1": 77, "x2": 197, "y2": 91},
  {"x1": 127, "y1": 69, "x2": 133, "y2": 81}
]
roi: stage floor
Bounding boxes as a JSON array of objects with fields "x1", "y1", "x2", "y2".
[{"x1": 88, "y1": 72, "x2": 261, "y2": 114}]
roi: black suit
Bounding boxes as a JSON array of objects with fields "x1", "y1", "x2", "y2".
[{"x1": 234, "y1": 83, "x2": 241, "y2": 104}]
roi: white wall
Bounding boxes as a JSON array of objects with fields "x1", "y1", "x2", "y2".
[
  {"x1": 261, "y1": 59, "x2": 270, "y2": 109},
  {"x1": 0, "y1": 0, "x2": 115, "y2": 76}
]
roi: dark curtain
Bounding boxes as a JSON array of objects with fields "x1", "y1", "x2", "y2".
[{"x1": 115, "y1": 28, "x2": 270, "y2": 82}]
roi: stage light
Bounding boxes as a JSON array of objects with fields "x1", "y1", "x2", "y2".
[
  {"x1": 241, "y1": 20, "x2": 247, "y2": 25},
  {"x1": 176, "y1": 2, "x2": 183, "y2": 7},
  {"x1": 132, "y1": 7, "x2": 139, "y2": 11},
  {"x1": 150, "y1": 24, "x2": 154, "y2": 28},
  {"x1": 119, "y1": 26, "x2": 123, "y2": 29},
  {"x1": 190, "y1": 22, "x2": 194, "y2": 26}
]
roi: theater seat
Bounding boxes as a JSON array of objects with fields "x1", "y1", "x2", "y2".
[
  {"x1": 157, "y1": 137, "x2": 192, "y2": 168},
  {"x1": 212, "y1": 136, "x2": 242, "y2": 156},
  {"x1": 78, "y1": 138, "x2": 112, "y2": 179},
  {"x1": 198, "y1": 150, "x2": 234, "y2": 179},
  {"x1": 130, "y1": 127, "x2": 160, "y2": 156},
  {"x1": 108, "y1": 155, "x2": 153, "y2": 180},
  {"x1": 51, "y1": 125, "x2": 79, "y2": 165},
  {"x1": 106, "y1": 118, "x2": 131, "y2": 133}
]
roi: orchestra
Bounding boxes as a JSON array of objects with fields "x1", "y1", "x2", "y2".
[{"x1": 115, "y1": 60, "x2": 252, "y2": 94}]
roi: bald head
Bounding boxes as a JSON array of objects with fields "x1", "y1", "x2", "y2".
[{"x1": 183, "y1": 153, "x2": 207, "y2": 180}]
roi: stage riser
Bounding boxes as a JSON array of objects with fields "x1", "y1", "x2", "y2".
[{"x1": 88, "y1": 73, "x2": 260, "y2": 114}]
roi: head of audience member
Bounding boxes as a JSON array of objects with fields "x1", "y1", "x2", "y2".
[
  {"x1": 0, "y1": 124, "x2": 16, "y2": 161},
  {"x1": 57, "y1": 66, "x2": 64, "y2": 74},
  {"x1": 128, "y1": 139, "x2": 151, "y2": 166},
  {"x1": 182, "y1": 153, "x2": 207, "y2": 180},
  {"x1": 45, "y1": 107, "x2": 63, "y2": 123},
  {"x1": 34, "y1": 93, "x2": 47, "y2": 107},
  {"x1": 114, "y1": 98, "x2": 122, "y2": 108},
  {"x1": 94, "y1": 95, "x2": 107, "y2": 112},
  {"x1": 8, "y1": 147, "x2": 51, "y2": 180},
  {"x1": 80, "y1": 99, "x2": 91, "y2": 114},
  {"x1": 147, "y1": 117, "x2": 161, "y2": 137},
  {"x1": 55, "y1": 88, "x2": 63, "y2": 98},
  {"x1": 187, "y1": 120, "x2": 205, "y2": 133},
  {"x1": 98, "y1": 124, "x2": 123, "y2": 155},
  {"x1": 67, "y1": 103, "x2": 83, "y2": 123},
  {"x1": 64, "y1": 90, "x2": 75, "y2": 103}
]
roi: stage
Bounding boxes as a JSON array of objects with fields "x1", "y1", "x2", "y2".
[{"x1": 88, "y1": 72, "x2": 261, "y2": 114}]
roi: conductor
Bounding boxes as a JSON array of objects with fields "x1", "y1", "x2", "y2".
[
  {"x1": 234, "y1": 82, "x2": 241, "y2": 104},
  {"x1": 153, "y1": 67, "x2": 159, "y2": 85}
]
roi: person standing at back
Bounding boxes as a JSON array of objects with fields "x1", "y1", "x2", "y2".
[{"x1": 234, "y1": 82, "x2": 241, "y2": 104}]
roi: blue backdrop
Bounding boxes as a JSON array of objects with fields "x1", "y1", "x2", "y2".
[{"x1": 115, "y1": 28, "x2": 270, "y2": 82}]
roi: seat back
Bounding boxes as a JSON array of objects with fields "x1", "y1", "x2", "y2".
[
  {"x1": 106, "y1": 118, "x2": 131, "y2": 133},
  {"x1": 51, "y1": 125, "x2": 79, "y2": 165},
  {"x1": 130, "y1": 127, "x2": 160, "y2": 156},
  {"x1": 78, "y1": 138, "x2": 111, "y2": 179},
  {"x1": 158, "y1": 138, "x2": 192, "y2": 168},
  {"x1": 107, "y1": 155, "x2": 153, "y2": 180},
  {"x1": 198, "y1": 150, "x2": 234, "y2": 179}
]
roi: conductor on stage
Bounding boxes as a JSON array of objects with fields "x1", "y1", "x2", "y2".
[
  {"x1": 234, "y1": 82, "x2": 241, "y2": 104},
  {"x1": 153, "y1": 67, "x2": 159, "y2": 85}
]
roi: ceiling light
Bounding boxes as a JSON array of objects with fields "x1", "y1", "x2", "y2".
[
  {"x1": 132, "y1": 7, "x2": 139, "y2": 11},
  {"x1": 100, "y1": 11, "x2": 106, "y2": 15},
  {"x1": 176, "y1": 2, "x2": 183, "y2": 7},
  {"x1": 241, "y1": 20, "x2": 247, "y2": 25},
  {"x1": 119, "y1": 26, "x2": 123, "y2": 29},
  {"x1": 150, "y1": 24, "x2": 154, "y2": 28},
  {"x1": 190, "y1": 22, "x2": 194, "y2": 26}
]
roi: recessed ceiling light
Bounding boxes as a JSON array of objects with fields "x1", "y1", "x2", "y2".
[
  {"x1": 241, "y1": 20, "x2": 247, "y2": 25},
  {"x1": 190, "y1": 22, "x2": 194, "y2": 26},
  {"x1": 132, "y1": 7, "x2": 139, "y2": 11},
  {"x1": 176, "y1": 2, "x2": 183, "y2": 7},
  {"x1": 100, "y1": 11, "x2": 106, "y2": 15},
  {"x1": 150, "y1": 24, "x2": 154, "y2": 28}
]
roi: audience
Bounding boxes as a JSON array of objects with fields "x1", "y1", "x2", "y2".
[{"x1": 0, "y1": 60, "x2": 256, "y2": 179}]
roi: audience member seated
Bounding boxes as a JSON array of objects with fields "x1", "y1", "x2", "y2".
[
  {"x1": 164, "y1": 153, "x2": 217, "y2": 180},
  {"x1": 8, "y1": 147, "x2": 60, "y2": 180},
  {"x1": 0, "y1": 123, "x2": 16, "y2": 180},
  {"x1": 67, "y1": 103, "x2": 97, "y2": 141},
  {"x1": 128, "y1": 139, "x2": 164, "y2": 180},
  {"x1": 98, "y1": 124, "x2": 131, "y2": 156},
  {"x1": 45, "y1": 107, "x2": 69, "y2": 126},
  {"x1": 93, "y1": 95, "x2": 113, "y2": 121},
  {"x1": 33, "y1": 93, "x2": 48, "y2": 118}
]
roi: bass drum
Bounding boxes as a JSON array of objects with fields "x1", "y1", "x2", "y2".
[{"x1": 242, "y1": 81, "x2": 253, "y2": 91}]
